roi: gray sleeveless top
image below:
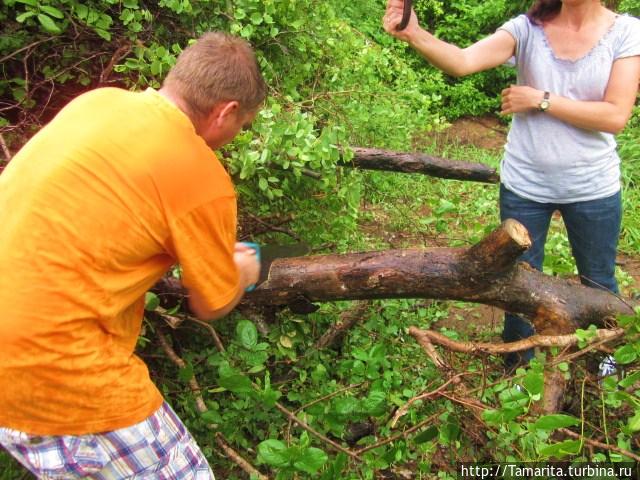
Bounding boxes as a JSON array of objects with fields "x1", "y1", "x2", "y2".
[{"x1": 498, "y1": 14, "x2": 640, "y2": 203}]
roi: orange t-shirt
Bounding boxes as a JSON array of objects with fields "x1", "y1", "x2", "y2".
[{"x1": 0, "y1": 88, "x2": 240, "y2": 435}]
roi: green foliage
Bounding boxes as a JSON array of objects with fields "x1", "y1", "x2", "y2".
[{"x1": 619, "y1": 0, "x2": 640, "y2": 15}]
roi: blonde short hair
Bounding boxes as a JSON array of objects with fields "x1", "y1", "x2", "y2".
[{"x1": 163, "y1": 32, "x2": 267, "y2": 117}]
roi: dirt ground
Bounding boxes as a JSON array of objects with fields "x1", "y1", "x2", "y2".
[{"x1": 418, "y1": 115, "x2": 509, "y2": 152}]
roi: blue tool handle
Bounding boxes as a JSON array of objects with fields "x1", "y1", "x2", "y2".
[{"x1": 240, "y1": 242, "x2": 260, "y2": 292}]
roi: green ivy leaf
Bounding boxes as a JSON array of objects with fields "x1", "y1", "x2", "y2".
[
  {"x1": 236, "y1": 320, "x2": 258, "y2": 349},
  {"x1": 414, "y1": 426, "x2": 438, "y2": 444},
  {"x1": 40, "y1": 6, "x2": 64, "y2": 19},
  {"x1": 37, "y1": 14, "x2": 62, "y2": 34},
  {"x1": 250, "y1": 12, "x2": 263, "y2": 25},
  {"x1": 334, "y1": 396, "x2": 358, "y2": 417},
  {"x1": 257, "y1": 439, "x2": 290, "y2": 467},
  {"x1": 533, "y1": 414, "x2": 580, "y2": 431},
  {"x1": 614, "y1": 345, "x2": 638, "y2": 365},
  {"x1": 293, "y1": 447, "x2": 328, "y2": 474},
  {"x1": 522, "y1": 370, "x2": 544, "y2": 396},
  {"x1": 218, "y1": 373, "x2": 252, "y2": 394},
  {"x1": 539, "y1": 439, "x2": 582, "y2": 458},
  {"x1": 628, "y1": 411, "x2": 640, "y2": 432},
  {"x1": 16, "y1": 11, "x2": 37, "y2": 23},
  {"x1": 618, "y1": 371, "x2": 640, "y2": 389},
  {"x1": 218, "y1": 365, "x2": 253, "y2": 394},
  {"x1": 361, "y1": 390, "x2": 386, "y2": 417}
]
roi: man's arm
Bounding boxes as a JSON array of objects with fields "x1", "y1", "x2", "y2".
[
  {"x1": 383, "y1": 0, "x2": 516, "y2": 77},
  {"x1": 188, "y1": 243, "x2": 259, "y2": 321}
]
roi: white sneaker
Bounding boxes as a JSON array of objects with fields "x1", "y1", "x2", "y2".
[{"x1": 598, "y1": 355, "x2": 618, "y2": 378}]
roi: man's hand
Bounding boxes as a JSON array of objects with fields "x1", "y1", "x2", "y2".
[
  {"x1": 234, "y1": 242, "x2": 260, "y2": 290},
  {"x1": 501, "y1": 85, "x2": 543, "y2": 114},
  {"x1": 383, "y1": 0, "x2": 420, "y2": 42}
]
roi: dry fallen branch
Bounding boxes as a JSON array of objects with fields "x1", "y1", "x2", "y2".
[
  {"x1": 156, "y1": 329, "x2": 208, "y2": 414},
  {"x1": 355, "y1": 412, "x2": 442, "y2": 455},
  {"x1": 391, "y1": 373, "x2": 469, "y2": 428},
  {"x1": 214, "y1": 433, "x2": 269, "y2": 480},
  {"x1": 315, "y1": 301, "x2": 370, "y2": 349},
  {"x1": 242, "y1": 211, "x2": 301, "y2": 241},
  {"x1": 559, "y1": 428, "x2": 640, "y2": 462},
  {"x1": 274, "y1": 402, "x2": 360, "y2": 460},
  {"x1": 188, "y1": 317, "x2": 226, "y2": 353},
  {"x1": 285, "y1": 383, "x2": 365, "y2": 444},
  {"x1": 156, "y1": 329, "x2": 268, "y2": 479},
  {"x1": 410, "y1": 327, "x2": 447, "y2": 369},
  {"x1": 344, "y1": 147, "x2": 500, "y2": 184},
  {"x1": 408, "y1": 327, "x2": 625, "y2": 355},
  {"x1": 0, "y1": 133, "x2": 11, "y2": 162}
]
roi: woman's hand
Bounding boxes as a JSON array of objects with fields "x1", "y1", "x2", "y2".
[
  {"x1": 501, "y1": 85, "x2": 544, "y2": 114},
  {"x1": 383, "y1": 0, "x2": 421, "y2": 42}
]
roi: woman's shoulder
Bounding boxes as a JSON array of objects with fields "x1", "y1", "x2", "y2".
[
  {"x1": 611, "y1": 13, "x2": 640, "y2": 53},
  {"x1": 499, "y1": 13, "x2": 537, "y2": 37},
  {"x1": 614, "y1": 13, "x2": 640, "y2": 32}
]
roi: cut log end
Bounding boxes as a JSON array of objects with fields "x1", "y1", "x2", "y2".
[{"x1": 504, "y1": 218, "x2": 532, "y2": 249}]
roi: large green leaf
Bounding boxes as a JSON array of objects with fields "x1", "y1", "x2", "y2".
[
  {"x1": 522, "y1": 370, "x2": 544, "y2": 396},
  {"x1": 361, "y1": 390, "x2": 386, "y2": 417},
  {"x1": 293, "y1": 447, "x2": 328, "y2": 474},
  {"x1": 40, "y1": 6, "x2": 64, "y2": 19},
  {"x1": 614, "y1": 345, "x2": 638, "y2": 365},
  {"x1": 236, "y1": 320, "x2": 258, "y2": 349},
  {"x1": 533, "y1": 414, "x2": 580, "y2": 431},
  {"x1": 257, "y1": 439, "x2": 290, "y2": 467},
  {"x1": 37, "y1": 14, "x2": 62, "y2": 34},
  {"x1": 539, "y1": 439, "x2": 582, "y2": 458},
  {"x1": 414, "y1": 426, "x2": 438, "y2": 444}
]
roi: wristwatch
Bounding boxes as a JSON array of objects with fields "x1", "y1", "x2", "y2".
[{"x1": 538, "y1": 91, "x2": 550, "y2": 112}]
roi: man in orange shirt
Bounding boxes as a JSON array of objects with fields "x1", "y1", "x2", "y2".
[{"x1": 0, "y1": 32, "x2": 264, "y2": 478}]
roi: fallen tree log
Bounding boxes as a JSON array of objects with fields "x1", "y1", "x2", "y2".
[
  {"x1": 342, "y1": 147, "x2": 500, "y2": 184},
  {"x1": 243, "y1": 219, "x2": 632, "y2": 333},
  {"x1": 154, "y1": 220, "x2": 633, "y2": 333}
]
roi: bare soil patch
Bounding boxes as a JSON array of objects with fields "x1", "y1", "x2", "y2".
[{"x1": 417, "y1": 115, "x2": 508, "y2": 152}]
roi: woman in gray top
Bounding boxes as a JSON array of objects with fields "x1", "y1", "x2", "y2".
[{"x1": 383, "y1": 0, "x2": 640, "y2": 369}]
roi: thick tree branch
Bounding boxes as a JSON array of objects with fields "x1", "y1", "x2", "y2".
[
  {"x1": 343, "y1": 147, "x2": 500, "y2": 184},
  {"x1": 408, "y1": 327, "x2": 625, "y2": 355},
  {"x1": 243, "y1": 220, "x2": 632, "y2": 333}
]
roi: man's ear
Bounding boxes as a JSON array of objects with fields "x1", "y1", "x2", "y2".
[{"x1": 208, "y1": 100, "x2": 240, "y2": 127}]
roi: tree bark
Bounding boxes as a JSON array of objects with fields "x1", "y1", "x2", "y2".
[
  {"x1": 343, "y1": 147, "x2": 499, "y2": 184},
  {"x1": 243, "y1": 219, "x2": 632, "y2": 333}
]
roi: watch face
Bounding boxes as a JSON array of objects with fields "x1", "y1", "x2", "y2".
[{"x1": 540, "y1": 100, "x2": 550, "y2": 111}]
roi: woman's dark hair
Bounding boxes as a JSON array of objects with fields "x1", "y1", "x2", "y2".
[{"x1": 526, "y1": 0, "x2": 562, "y2": 24}]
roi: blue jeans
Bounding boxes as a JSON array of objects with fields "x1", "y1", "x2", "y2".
[{"x1": 499, "y1": 184, "x2": 621, "y2": 369}]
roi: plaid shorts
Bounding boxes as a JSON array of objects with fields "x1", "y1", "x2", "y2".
[{"x1": 0, "y1": 402, "x2": 214, "y2": 479}]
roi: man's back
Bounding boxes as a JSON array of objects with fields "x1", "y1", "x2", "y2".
[{"x1": 0, "y1": 87, "x2": 237, "y2": 435}]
